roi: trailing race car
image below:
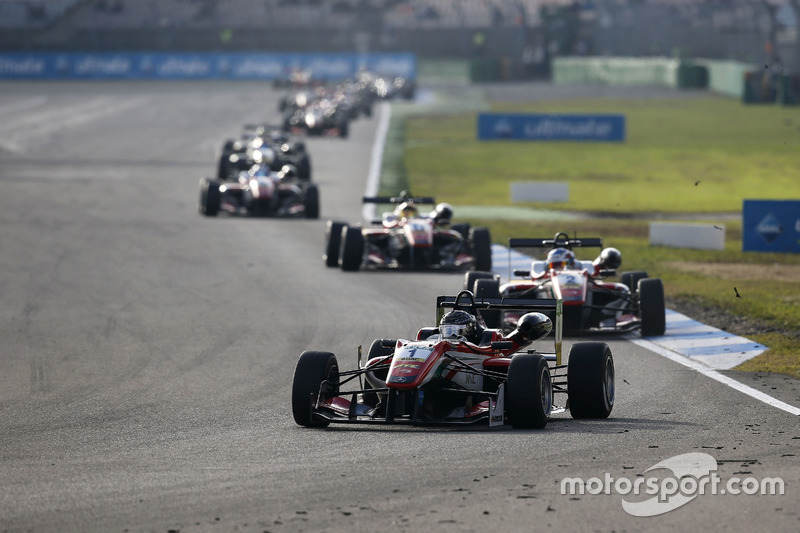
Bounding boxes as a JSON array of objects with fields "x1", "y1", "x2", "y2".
[
  {"x1": 217, "y1": 125, "x2": 311, "y2": 182},
  {"x1": 198, "y1": 164, "x2": 319, "y2": 218},
  {"x1": 465, "y1": 232, "x2": 666, "y2": 336},
  {"x1": 324, "y1": 192, "x2": 492, "y2": 272},
  {"x1": 292, "y1": 290, "x2": 615, "y2": 428}
]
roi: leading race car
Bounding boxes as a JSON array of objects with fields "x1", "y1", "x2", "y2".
[
  {"x1": 464, "y1": 232, "x2": 666, "y2": 336},
  {"x1": 324, "y1": 191, "x2": 492, "y2": 272},
  {"x1": 198, "y1": 164, "x2": 319, "y2": 218},
  {"x1": 292, "y1": 290, "x2": 615, "y2": 429}
]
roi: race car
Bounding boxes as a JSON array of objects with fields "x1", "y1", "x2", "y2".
[
  {"x1": 283, "y1": 96, "x2": 351, "y2": 138},
  {"x1": 217, "y1": 125, "x2": 311, "y2": 182},
  {"x1": 292, "y1": 290, "x2": 615, "y2": 428},
  {"x1": 323, "y1": 192, "x2": 492, "y2": 272},
  {"x1": 198, "y1": 164, "x2": 319, "y2": 218},
  {"x1": 464, "y1": 232, "x2": 666, "y2": 336}
]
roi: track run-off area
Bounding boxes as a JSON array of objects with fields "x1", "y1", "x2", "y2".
[{"x1": 0, "y1": 81, "x2": 797, "y2": 532}]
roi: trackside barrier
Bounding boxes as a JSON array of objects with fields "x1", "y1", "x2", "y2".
[
  {"x1": 0, "y1": 52, "x2": 417, "y2": 80},
  {"x1": 649, "y1": 223, "x2": 725, "y2": 251},
  {"x1": 510, "y1": 182, "x2": 568, "y2": 203}
]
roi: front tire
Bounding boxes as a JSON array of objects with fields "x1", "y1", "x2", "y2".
[
  {"x1": 199, "y1": 177, "x2": 221, "y2": 216},
  {"x1": 292, "y1": 351, "x2": 339, "y2": 427},
  {"x1": 638, "y1": 278, "x2": 666, "y2": 336},
  {"x1": 324, "y1": 221, "x2": 347, "y2": 267},
  {"x1": 506, "y1": 353, "x2": 552, "y2": 429},
  {"x1": 340, "y1": 226, "x2": 364, "y2": 271},
  {"x1": 567, "y1": 342, "x2": 614, "y2": 419}
]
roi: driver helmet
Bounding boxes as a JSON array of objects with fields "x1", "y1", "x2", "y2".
[
  {"x1": 439, "y1": 310, "x2": 478, "y2": 342},
  {"x1": 433, "y1": 202, "x2": 453, "y2": 226},
  {"x1": 397, "y1": 201, "x2": 418, "y2": 219},
  {"x1": 547, "y1": 248, "x2": 576, "y2": 270}
]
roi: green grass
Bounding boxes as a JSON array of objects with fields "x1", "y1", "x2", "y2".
[
  {"x1": 404, "y1": 98, "x2": 800, "y2": 213},
  {"x1": 399, "y1": 97, "x2": 800, "y2": 378}
]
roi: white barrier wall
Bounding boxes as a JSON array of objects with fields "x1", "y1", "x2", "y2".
[
  {"x1": 510, "y1": 182, "x2": 569, "y2": 203},
  {"x1": 649, "y1": 222, "x2": 726, "y2": 250}
]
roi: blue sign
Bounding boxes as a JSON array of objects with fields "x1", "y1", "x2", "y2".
[
  {"x1": 0, "y1": 52, "x2": 416, "y2": 80},
  {"x1": 742, "y1": 200, "x2": 800, "y2": 253},
  {"x1": 478, "y1": 113, "x2": 625, "y2": 141}
]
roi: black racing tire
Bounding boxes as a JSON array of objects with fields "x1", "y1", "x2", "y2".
[
  {"x1": 506, "y1": 353, "x2": 552, "y2": 429},
  {"x1": 340, "y1": 225, "x2": 364, "y2": 271},
  {"x1": 324, "y1": 221, "x2": 347, "y2": 267},
  {"x1": 620, "y1": 271, "x2": 649, "y2": 293},
  {"x1": 463, "y1": 270, "x2": 496, "y2": 293},
  {"x1": 216, "y1": 153, "x2": 232, "y2": 182},
  {"x1": 199, "y1": 177, "x2": 221, "y2": 217},
  {"x1": 291, "y1": 351, "x2": 339, "y2": 428},
  {"x1": 451, "y1": 223, "x2": 471, "y2": 240},
  {"x1": 567, "y1": 342, "x2": 614, "y2": 419},
  {"x1": 639, "y1": 278, "x2": 666, "y2": 336},
  {"x1": 474, "y1": 278, "x2": 501, "y2": 329},
  {"x1": 339, "y1": 121, "x2": 349, "y2": 139},
  {"x1": 470, "y1": 227, "x2": 493, "y2": 272},
  {"x1": 363, "y1": 338, "x2": 394, "y2": 408},
  {"x1": 303, "y1": 184, "x2": 320, "y2": 219},
  {"x1": 298, "y1": 154, "x2": 312, "y2": 182}
]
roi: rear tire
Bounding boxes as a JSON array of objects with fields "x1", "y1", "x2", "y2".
[
  {"x1": 463, "y1": 271, "x2": 496, "y2": 293},
  {"x1": 620, "y1": 271, "x2": 648, "y2": 293},
  {"x1": 340, "y1": 226, "x2": 364, "y2": 271},
  {"x1": 324, "y1": 221, "x2": 347, "y2": 267},
  {"x1": 199, "y1": 177, "x2": 221, "y2": 216},
  {"x1": 292, "y1": 351, "x2": 339, "y2": 427},
  {"x1": 639, "y1": 278, "x2": 666, "y2": 336},
  {"x1": 298, "y1": 154, "x2": 312, "y2": 182},
  {"x1": 470, "y1": 227, "x2": 492, "y2": 272},
  {"x1": 451, "y1": 223, "x2": 471, "y2": 240},
  {"x1": 474, "y1": 278, "x2": 501, "y2": 328},
  {"x1": 567, "y1": 342, "x2": 614, "y2": 419},
  {"x1": 506, "y1": 353, "x2": 552, "y2": 429}
]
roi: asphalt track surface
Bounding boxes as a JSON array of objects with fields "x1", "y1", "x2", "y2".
[{"x1": 0, "y1": 81, "x2": 798, "y2": 532}]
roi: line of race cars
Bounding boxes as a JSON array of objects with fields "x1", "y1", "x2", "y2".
[{"x1": 194, "y1": 75, "x2": 666, "y2": 430}]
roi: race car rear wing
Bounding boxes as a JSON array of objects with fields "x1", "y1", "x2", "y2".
[
  {"x1": 362, "y1": 195, "x2": 436, "y2": 205},
  {"x1": 436, "y1": 291, "x2": 563, "y2": 365},
  {"x1": 509, "y1": 235, "x2": 603, "y2": 250}
]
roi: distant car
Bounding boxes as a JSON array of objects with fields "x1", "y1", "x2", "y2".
[
  {"x1": 283, "y1": 97, "x2": 351, "y2": 138},
  {"x1": 198, "y1": 164, "x2": 319, "y2": 219},
  {"x1": 464, "y1": 232, "x2": 666, "y2": 336},
  {"x1": 292, "y1": 289, "x2": 615, "y2": 429},
  {"x1": 217, "y1": 125, "x2": 311, "y2": 182},
  {"x1": 324, "y1": 191, "x2": 492, "y2": 272}
]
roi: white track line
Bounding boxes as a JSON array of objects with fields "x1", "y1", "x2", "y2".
[{"x1": 630, "y1": 337, "x2": 800, "y2": 416}]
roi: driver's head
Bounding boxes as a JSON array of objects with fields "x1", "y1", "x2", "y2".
[{"x1": 439, "y1": 310, "x2": 478, "y2": 342}]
